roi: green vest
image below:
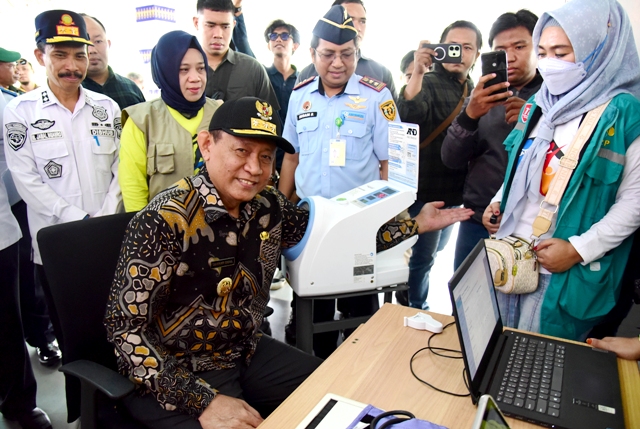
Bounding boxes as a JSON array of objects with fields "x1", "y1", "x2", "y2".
[
  {"x1": 501, "y1": 93, "x2": 640, "y2": 340},
  {"x1": 122, "y1": 98, "x2": 221, "y2": 199}
]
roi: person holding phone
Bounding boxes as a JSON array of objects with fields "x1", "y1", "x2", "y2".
[
  {"x1": 482, "y1": 0, "x2": 640, "y2": 341},
  {"x1": 396, "y1": 20, "x2": 481, "y2": 310},
  {"x1": 441, "y1": 10, "x2": 543, "y2": 269}
]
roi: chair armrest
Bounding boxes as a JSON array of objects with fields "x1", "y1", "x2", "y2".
[{"x1": 59, "y1": 360, "x2": 136, "y2": 400}]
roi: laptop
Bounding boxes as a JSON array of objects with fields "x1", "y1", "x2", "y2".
[{"x1": 448, "y1": 240, "x2": 625, "y2": 429}]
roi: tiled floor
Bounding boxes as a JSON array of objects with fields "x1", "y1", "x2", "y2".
[{"x1": 3, "y1": 223, "x2": 639, "y2": 428}]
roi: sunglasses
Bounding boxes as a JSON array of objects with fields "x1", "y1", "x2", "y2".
[
  {"x1": 268, "y1": 32, "x2": 291, "y2": 42},
  {"x1": 17, "y1": 59, "x2": 28, "y2": 66}
]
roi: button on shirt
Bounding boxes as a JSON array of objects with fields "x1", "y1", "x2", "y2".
[
  {"x1": 3, "y1": 85, "x2": 122, "y2": 263},
  {"x1": 283, "y1": 74, "x2": 398, "y2": 199}
]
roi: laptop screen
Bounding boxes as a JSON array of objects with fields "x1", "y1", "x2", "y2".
[{"x1": 449, "y1": 240, "x2": 501, "y2": 380}]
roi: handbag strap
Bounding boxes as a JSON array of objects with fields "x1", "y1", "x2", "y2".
[
  {"x1": 531, "y1": 100, "x2": 612, "y2": 239},
  {"x1": 419, "y1": 82, "x2": 468, "y2": 149}
]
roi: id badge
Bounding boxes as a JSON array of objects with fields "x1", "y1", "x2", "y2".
[{"x1": 329, "y1": 139, "x2": 346, "y2": 166}]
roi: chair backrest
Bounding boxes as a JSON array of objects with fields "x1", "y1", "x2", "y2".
[{"x1": 38, "y1": 212, "x2": 136, "y2": 422}]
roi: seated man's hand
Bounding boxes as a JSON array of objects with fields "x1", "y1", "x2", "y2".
[
  {"x1": 587, "y1": 336, "x2": 640, "y2": 361},
  {"x1": 198, "y1": 394, "x2": 263, "y2": 429},
  {"x1": 415, "y1": 202, "x2": 473, "y2": 234},
  {"x1": 535, "y1": 238, "x2": 583, "y2": 273}
]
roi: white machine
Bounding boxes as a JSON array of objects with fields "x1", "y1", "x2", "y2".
[{"x1": 283, "y1": 179, "x2": 418, "y2": 297}]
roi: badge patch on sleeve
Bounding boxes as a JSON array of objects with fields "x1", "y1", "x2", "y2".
[
  {"x1": 379, "y1": 100, "x2": 397, "y2": 121},
  {"x1": 6, "y1": 122, "x2": 27, "y2": 151},
  {"x1": 44, "y1": 161, "x2": 63, "y2": 179},
  {"x1": 114, "y1": 117, "x2": 122, "y2": 139}
]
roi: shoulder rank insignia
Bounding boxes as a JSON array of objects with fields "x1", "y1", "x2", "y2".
[
  {"x1": 293, "y1": 76, "x2": 317, "y2": 91},
  {"x1": 359, "y1": 76, "x2": 387, "y2": 92}
]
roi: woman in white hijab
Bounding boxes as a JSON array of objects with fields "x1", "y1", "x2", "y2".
[{"x1": 482, "y1": 0, "x2": 640, "y2": 341}]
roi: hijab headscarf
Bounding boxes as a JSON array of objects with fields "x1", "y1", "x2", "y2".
[
  {"x1": 498, "y1": 0, "x2": 640, "y2": 238},
  {"x1": 151, "y1": 30, "x2": 208, "y2": 116}
]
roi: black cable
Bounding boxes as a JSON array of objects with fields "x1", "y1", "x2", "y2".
[{"x1": 409, "y1": 321, "x2": 471, "y2": 397}]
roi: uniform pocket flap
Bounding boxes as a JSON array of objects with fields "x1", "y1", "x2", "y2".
[
  {"x1": 91, "y1": 138, "x2": 116, "y2": 155},
  {"x1": 296, "y1": 117, "x2": 319, "y2": 133},
  {"x1": 157, "y1": 143, "x2": 175, "y2": 156},
  {"x1": 32, "y1": 141, "x2": 69, "y2": 159}
]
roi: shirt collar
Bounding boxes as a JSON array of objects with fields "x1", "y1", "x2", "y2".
[
  {"x1": 39, "y1": 83, "x2": 88, "y2": 111},
  {"x1": 192, "y1": 167, "x2": 263, "y2": 224},
  {"x1": 317, "y1": 73, "x2": 359, "y2": 97},
  {"x1": 267, "y1": 64, "x2": 298, "y2": 78},
  {"x1": 224, "y1": 49, "x2": 237, "y2": 65}
]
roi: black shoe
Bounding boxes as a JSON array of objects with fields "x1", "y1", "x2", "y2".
[
  {"x1": 4, "y1": 408, "x2": 52, "y2": 429},
  {"x1": 37, "y1": 342, "x2": 61, "y2": 367}
]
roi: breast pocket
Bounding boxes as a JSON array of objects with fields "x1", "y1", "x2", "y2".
[
  {"x1": 91, "y1": 137, "x2": 116, "y2": 173},
  {"x1": 32, "y1": 140, "x2": 70, "y2": 183},
  {"x1": 343, "y1": 122, "x2": 369, "y2": 160},
  {"x1": 147, "y1": 143, "x2": 175, "y2": 175},
  {"x1": 296, "y1": 117, "x2": 319, "y2": 155}
]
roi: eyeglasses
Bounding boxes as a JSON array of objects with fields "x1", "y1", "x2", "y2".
[
  {"x1": 17, "y1": 59, "x2": 27, "y2": 66},
  {"x1": 268, "y1": 32, "x2": 291, "y2": 42},
  {"x1": 313, "y1": 49, "x2": 356, "y2": 64}
]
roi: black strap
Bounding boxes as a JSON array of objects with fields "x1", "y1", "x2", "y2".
[
  {"x1": 371, "y1": 410, "x2": 415, "y2": 429},
  {"x1": 205, "y1": 62, "x2": 234, "y2": 100}
]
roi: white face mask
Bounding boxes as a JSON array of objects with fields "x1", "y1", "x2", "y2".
[{"x1": 537, "y1": 57, "x2": 587, "y2": 95}]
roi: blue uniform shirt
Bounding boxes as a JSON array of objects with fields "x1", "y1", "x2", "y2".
[{"x1": 283, "y1": 74, "x2": 399, "y2": 199}]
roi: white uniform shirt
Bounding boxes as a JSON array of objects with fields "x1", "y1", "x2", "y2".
[
  {"x1": 3, "y1": 84, "x2": 122, "y2": 263},
  {"x1": 0, "y1": 90, "x2": 21, "y2": 251}
]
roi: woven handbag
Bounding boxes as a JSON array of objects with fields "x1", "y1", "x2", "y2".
[{"x1": 485, "y1": 236, "x2": 538, "y2": 294}]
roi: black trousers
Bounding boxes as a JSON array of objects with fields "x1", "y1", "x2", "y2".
[
  {"x1": 0, "y1": 242, "x2": 37, "y2": 418},
  {"x1": 123, "y1": 335, "x2": 322, "y2": 428},
  {"x1": 12, "y1": 201, "x2": 54, "y2": 349}
]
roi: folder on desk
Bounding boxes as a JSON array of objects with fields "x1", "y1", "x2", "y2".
[{"x1": 449, "y1": 240, "x2": 625, "y2": 429}]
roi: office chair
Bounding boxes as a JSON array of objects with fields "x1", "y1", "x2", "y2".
[
  {"x1": 38, "y1": 211, "x2": 277, "y2": 428},
  {"x1": 38, "y1": 212, "x2": 144, "y2": 429}
]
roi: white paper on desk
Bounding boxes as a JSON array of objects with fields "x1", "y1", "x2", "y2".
[{"x1": 295, "y1": 393, "x2": 367, "y2": 429}]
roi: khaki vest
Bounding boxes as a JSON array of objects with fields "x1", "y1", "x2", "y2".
[{"x1": 122, "y1": 98, "x2": 221, "y2": 199}]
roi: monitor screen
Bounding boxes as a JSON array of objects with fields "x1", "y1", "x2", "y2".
[{"x1": 451, "y1": 247, "x2": 501, "y2": 380}]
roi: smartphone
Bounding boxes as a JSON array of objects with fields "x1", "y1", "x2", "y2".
[
  {"x1": 471, "y1": 394, "x2": 511, "y2": 429},
  {"x1": 421, "y1": 43, "x2": 463, "y2": 63},
  {"x1": 481, "y1": 51, "x2": 508, "y2": 96}
]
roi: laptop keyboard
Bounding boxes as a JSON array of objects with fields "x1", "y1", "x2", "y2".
[{"x1": 496, "y1": 336, "x2": 565, "y2": 418}]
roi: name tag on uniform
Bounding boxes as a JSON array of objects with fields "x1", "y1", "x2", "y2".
[{"x1": 329, "y1": 139, "x2": 346, "y2": 167}]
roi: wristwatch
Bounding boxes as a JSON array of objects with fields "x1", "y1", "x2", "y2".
[{"x1": 234, "y1": 6, "x2": 242, "y2": 14}]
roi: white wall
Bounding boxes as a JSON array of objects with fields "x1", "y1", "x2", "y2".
[{"x1": 1, "y1": 0, "x2": 637, "y2": 91}]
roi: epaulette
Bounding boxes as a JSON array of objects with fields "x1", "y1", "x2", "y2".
[
  {"x1": 293, "y1": 76, "x2": 317, "y2": 91},
  {"x1": 359, "y1": 76, "x2": 387, "y2": 92}
]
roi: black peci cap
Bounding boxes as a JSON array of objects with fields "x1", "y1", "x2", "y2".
[
  {"x1": 208, "y1": 97, "x2": 295, "y2": 154},
  {"x1": 312, "y1": 5, "x2": 358, "y2": 46},
  {"x1": 35, "y1": 10, "x2": 93, "y2": 46}
]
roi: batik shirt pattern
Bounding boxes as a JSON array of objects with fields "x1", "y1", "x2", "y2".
[{"x1": 104, "y1": 167, "x2": 418, "y2": 417}]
